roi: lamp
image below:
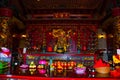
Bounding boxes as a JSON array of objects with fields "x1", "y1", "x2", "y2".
[{"x1": 98, "y1": 33, "x2": 106, "y2": 39}]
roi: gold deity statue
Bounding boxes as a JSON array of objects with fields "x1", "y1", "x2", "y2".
[{"x1": 52, "y1": 29, "x2": 70, "y2": 53}]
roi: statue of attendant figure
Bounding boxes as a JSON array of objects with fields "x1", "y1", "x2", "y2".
[
  {"x1": 113, "y1": 49, "x2": 120, "y2": 69},
  {"x1": 53, "y1": 29, "x2": 68, "y2": 53}
]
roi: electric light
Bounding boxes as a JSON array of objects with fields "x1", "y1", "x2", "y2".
[
  {"x1": 21, "y1": 35, "x2": 27, "y2": 38},
  {"x1": 98, "y1": 33, "x2": 106, "y2": 39}
]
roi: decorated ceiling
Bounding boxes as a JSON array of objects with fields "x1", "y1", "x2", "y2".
[
  {"x1": 0, "y1": 0, "x2": 115, "y2": 20},
  {"x1": 0, "y1": 0, "x2": 120, "y2": 33}
]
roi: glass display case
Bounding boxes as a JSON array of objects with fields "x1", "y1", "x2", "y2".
[{"x1": 23, "y1": 53, "x2": 96, "y2": 68}]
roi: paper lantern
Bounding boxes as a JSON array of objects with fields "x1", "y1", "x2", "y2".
[
  {"x1": 1, "y1": 47, "x2": 10, "y2": 56},
  {"x1": 0, "y1": 8, "x2": 12, "y2": 17},
  {"x1": 47, "y1": 46, "x2": 53, "y2": 52}
]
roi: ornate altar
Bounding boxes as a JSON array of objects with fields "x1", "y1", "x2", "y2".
[
  {"x1": 18, "y1": 24, "x2": 98, "y2": 69},
  {"x1": 25, "y1": 25, "x2": 98, "y2": 53}
]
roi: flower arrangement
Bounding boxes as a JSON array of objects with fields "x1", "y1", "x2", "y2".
[
  {"x1": 77, "y1": 63, "x2": 85, "y2": 68},
  {"x1": 74, "y1": 63, "x2": 86, "y2": 74},
  {"x1": 0, "y1": 61, "x2": 8, "y2": 69},
  {"x1": 37, "y1": 60, "x2": 47, "y2": 69},
  {"x1": 20, "y1": 64, "x2": 28, "y2": 68},
  {"x1": 29, "y1": 61, "x2": 36, "y2": 69}
]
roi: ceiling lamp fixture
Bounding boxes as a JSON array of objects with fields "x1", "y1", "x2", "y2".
[{"x1": 37, "y1": 0, "x2": 40, "y2": 1}]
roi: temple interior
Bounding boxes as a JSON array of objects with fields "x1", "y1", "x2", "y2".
[{"x1": 0, "y1": 0, "x2": 120, "y2": 80}]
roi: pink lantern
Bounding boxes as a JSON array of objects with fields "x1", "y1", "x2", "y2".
[
  {"x1": 39, "y1": 60, "x2": 47, "y2": 65},
  {"x1": 38, "y1": 69, "x2": 46, "y2": 74},
  {"x1": 1, "y1": 47, "x2": 10, "y2": 56}
]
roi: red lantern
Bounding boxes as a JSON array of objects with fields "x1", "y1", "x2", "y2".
[
  {"x1": 0, "y1": 8, "x2": 12, "y2": 17},
  {"x1": 47, "y1": 46, "x2": 53, "y2": 52},
  {"x1": 112, "y1": 7, "x2": 120, "y2": 16},
  {"x1": 83, "y1": 45, "x2": 87, "y2": 51}
]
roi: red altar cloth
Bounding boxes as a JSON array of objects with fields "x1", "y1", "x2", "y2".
[{"x1": 0, "y1": 74, "x2": 118, "y2": 80}]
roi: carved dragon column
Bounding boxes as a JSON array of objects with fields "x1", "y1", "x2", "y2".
[
  {"x1": 0, "y1": 8, "x2": 12, "y2": 48},
  {"x1": 112, "y1": 7, "x2": 120, "y2": 49}
]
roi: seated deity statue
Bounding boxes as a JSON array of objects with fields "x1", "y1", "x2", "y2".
[{"x1": 52, "y1": 29, "x2": 68, "y2": 53}]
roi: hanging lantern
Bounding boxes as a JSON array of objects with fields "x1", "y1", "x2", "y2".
[
  {"x1": 112, "y1": 7, "x2": 120, "y2": 16},
  {"x1": 0, "y1": 8, "x2": 12, "y2": 17}
]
